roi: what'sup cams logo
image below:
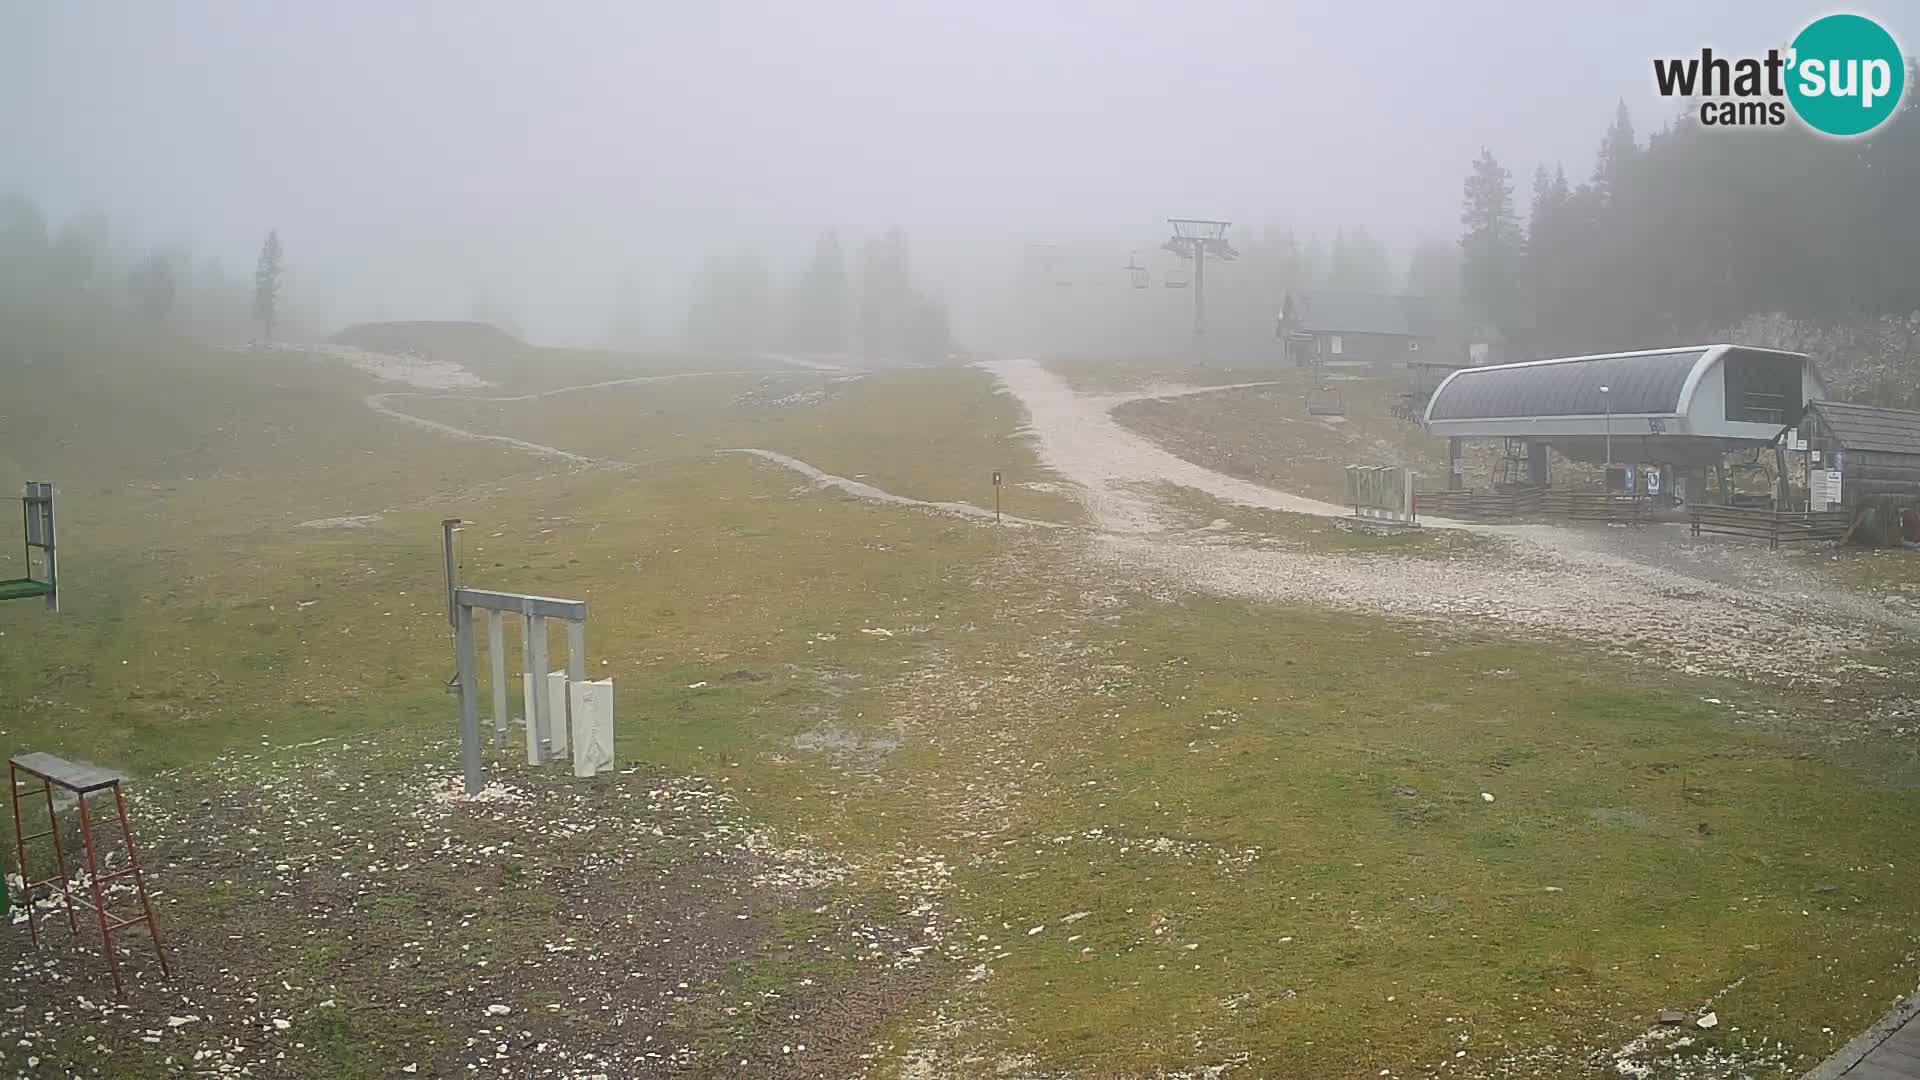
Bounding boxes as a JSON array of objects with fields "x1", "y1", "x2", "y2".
[{"x1": 1653, "y1": 13, "x2": 1907, "y2": 137}]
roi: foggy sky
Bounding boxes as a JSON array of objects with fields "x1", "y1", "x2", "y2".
[{"x1": 3, "y1": 1, "x2": 1905, "y2": 345}]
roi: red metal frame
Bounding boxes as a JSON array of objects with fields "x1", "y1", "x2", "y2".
[{"x1": 7, "y1": 760, "x2": 169, "y2": 998}]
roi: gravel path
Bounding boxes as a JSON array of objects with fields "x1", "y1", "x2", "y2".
[
  {"x1": 983, "y1": 357, "x2": 1918, "y2": 685},
  {"x1": 979, "y1": 358, "x2": 1348, "y2": 531}
]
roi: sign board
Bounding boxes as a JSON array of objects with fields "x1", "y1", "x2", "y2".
[
  {"x1": 992, "y1": 471, "x2": 1002, "y2": 486},
  {"x1": 1810, "y1": 469, "x2": 1845, "y2": 510},
  {"x1": 1621, "y1": 464, "x2": 1637, "y2": 493},
  {"x1": 1648, "y1": 418, "x2": 1666, "y2": 434},
  {"x1": 1644, "y1": 467, "x2": 1663, "y2": 496}
]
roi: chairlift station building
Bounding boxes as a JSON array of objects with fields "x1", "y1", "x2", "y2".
[{"x1": 1422, "y1": 345, "x2": 1825, "y2": 484}]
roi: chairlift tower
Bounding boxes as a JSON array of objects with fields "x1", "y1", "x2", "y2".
[{"x1": 1162, "y1": 219, "x2": 1237, "y2": 357}]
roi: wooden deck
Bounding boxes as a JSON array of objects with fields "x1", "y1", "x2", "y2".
[{"x1": 1806, "y1": 993, "x2": 1920, "y2": 1080}]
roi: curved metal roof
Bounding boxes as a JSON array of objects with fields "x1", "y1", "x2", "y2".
[{"x1": 1426, "y1": 347, "x2": 1710, "y2": 421}]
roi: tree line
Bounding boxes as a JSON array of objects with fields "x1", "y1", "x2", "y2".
[
  {"x1": 1459, "y1": 69, "x2": 1920, "y2": 405},
  {"x1": 0, "y1": 194, "x2": 289, "y2": 343},
  {"x1": 685, "y1": 226, "x2": 952, "y2": 363}
]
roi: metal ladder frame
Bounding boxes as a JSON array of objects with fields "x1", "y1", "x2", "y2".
[{"x1": 9, "y1": 757, "x2": 170, "y2": 998}]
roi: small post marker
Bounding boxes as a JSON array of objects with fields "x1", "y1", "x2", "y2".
[{"x1": 992, "y1": 470, "x2": 1002, "y2": 524}]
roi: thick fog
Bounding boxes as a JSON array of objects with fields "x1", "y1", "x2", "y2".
[{"x1": 0, "y1": 0, "x2": 1867, "y2": 347}]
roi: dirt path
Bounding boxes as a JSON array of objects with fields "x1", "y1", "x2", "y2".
[
  {"x1": 980, "y1": 358, "x2": 1347, "y2": 531},
  {"x1": 982, "y1": 356, "x2": 1919, "y2": 685}
]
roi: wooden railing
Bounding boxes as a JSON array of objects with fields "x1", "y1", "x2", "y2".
[
  {"x1": 1414, "y1": 487, "x2": 1654, "y2": 525},
  {"x1": 1689, "y1": 505, "x2": 1853, "y2": 549},
  {"x1": 1413, "y1": 487, "x2": 1541, "y2": 520}
]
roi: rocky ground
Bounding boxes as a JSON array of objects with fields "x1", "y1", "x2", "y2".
[{"x1": 1, "y1": 731, "x2": 956, "y2": 1078}]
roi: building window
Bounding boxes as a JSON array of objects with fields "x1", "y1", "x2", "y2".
[
  {"x1": 1408, "y1": 340, "x2": 1420, "y2": 351},
  {"x1": 1328, "y1": 334, "x2": 1343, "y2": 355}
]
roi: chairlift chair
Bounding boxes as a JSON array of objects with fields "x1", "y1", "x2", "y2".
[
  {"x1": 1163, "y1": 257, "x2": 1190, "y2": 289},
  {"x1": 1123, "y1": 252, "x2": 1149, "y2": 289},
  {"x1": 0, "y1": 482, "x2": 58, "y2": 611}
]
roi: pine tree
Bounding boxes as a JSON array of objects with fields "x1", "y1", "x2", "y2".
[
  {"x1": 858, "y1": 227, "x2": 913, "y2": 362},
  {"x1": 253, "y1": 229, "x2": 283, "y2": 341},
  {"x1": 48, "y1": 211, "x2": 109, "y2": 296},
  {"x1": 1328, "y1": 226, "x2": 1391, "y2": 292},
  {"x1": 1459, "y1": 148, "x2": 1525, "y2": 336},
  {"x1": 0, "y1": 195, "x2": 49, "y2": 300},
  {"x1": 686, "y1": 252, "x2": 775, "y2": 355},
  {"x1": 791, "y1": 228, "x2": 847, "y2": 354},
  {"x1": 1404, "y1": 238, "x2": 1460, "y2": 303},
  {"x1": 128, "y1": 253, "x2": 176, "y2": 321},
  {"x1": 1591, "y1": 100, "x2": 1639, "y2": 203},
  {"x1": 1525, "y1": 164, "x2": 1574, "y2": 349}
]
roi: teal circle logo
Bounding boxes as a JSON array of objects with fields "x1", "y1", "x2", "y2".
[{"x1": 1787, "y1": 14, "x2": 1906, "y2": 137}]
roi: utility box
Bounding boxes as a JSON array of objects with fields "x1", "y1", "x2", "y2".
[{"x1": 569, "y1": 679, "x2": 615, "y2": 778}]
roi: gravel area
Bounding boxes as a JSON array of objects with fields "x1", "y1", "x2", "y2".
[
  {"x1": 985, "y1": 357, "x2": 1919, "y2": 685},
  {"x1": 979, "y1": 358, "x2": 1348, "y2": 531}
]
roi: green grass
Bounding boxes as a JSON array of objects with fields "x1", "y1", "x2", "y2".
[
  {"x1": 5, "y1": 314, "x2": 1920, "y2": 1077},
  {"x1": 937, "y1": 598, "x2": 1920, "y2": 1075},
  {"x1": 1151, "y1": 483, "x2": 1496, "y2": 559},
  {"x1": 1806, "y1": 545, "x2": 1920, "y2": 596},
  {"x1": 398, "y1": 364, "x2": 1086, "y2": 525},
  {"x1": 1109, "y1": 373, "x2": 1452, "y2": 508}
]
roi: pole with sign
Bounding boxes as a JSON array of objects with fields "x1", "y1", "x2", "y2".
[{"x1": 992, "y1": 471, "x2": 1002, "y2": 524}]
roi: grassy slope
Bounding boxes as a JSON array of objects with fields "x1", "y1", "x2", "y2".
[
  {"x1": 1111, "y1": 372, "x2": 1453, "y2": 508},
  {"x1": 942, "y1": 599, "x2": 1920, "y2": 1075},
  {"x1": 398, "y1": 365, "x2": 1087, "y2": 525},
  {"x1": 2, "y1": 321, "x2": 1918, "y2": 1076}
]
